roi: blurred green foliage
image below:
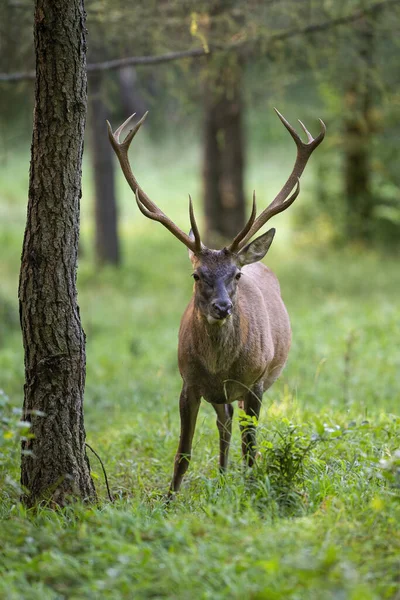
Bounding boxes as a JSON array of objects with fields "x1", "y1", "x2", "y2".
[{"x1": 1, "y1": 1, "x2": 400, "y2": 246}]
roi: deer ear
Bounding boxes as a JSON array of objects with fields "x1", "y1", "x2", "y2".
[{"x1": 237, "y1": 228, "x2": 276, "y2": 266}]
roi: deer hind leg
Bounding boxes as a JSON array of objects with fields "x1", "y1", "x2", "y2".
[
  {"x1": 212, "y1": 403, "x2": 234, "y2": 472},
  {"x1": 169, "y1": 386, "x2": 201, "y2": 496},
  {"x1": 240, "y1": 382, "x2": 263, "y2": 468}
]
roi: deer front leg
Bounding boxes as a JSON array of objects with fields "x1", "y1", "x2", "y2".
[
  {"x1": 240, "y1": 383, "x2": 263, "y2": 468},
  {"x1": 169, "y1": 386, "x2": 201, "y2": 496},
  {"x1": 212, "y1": 403, "x2": 233, "y2": 472}
]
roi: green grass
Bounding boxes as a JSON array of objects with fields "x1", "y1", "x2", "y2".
[{"x1": 0, "y1": 141, "x2": 399, "y2": 599}]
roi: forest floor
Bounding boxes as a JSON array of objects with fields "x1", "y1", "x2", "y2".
[{"x1": 0, "y1": 147, "x2": 399, "y2": 599}]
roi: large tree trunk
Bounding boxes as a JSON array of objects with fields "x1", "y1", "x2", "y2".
[
  {"x1": 18, "y1": 0, "x2": 96, "y2": 507},
  {"x1": 89, "y1": 72, "x2": 120, "y2": 266},
  {"x1": 343, "y1": 23, "x2": 375, "y2": 242},
  {"x1": 202, "y1": 61, "x2": 246, "y2": 246}
]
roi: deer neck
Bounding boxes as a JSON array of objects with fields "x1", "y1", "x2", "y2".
[{"x1": 191, "y1": 304, "x2": 242, "y2": 374}]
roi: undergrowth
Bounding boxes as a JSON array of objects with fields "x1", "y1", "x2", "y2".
[{"x1": 0, "y1": 147, "x2": 399, "y2": 599}]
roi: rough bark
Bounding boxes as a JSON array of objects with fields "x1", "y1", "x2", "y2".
[
  {"x1": 18, "y1": 0, "x2": 96, "y2": 507},
  {"x1": 202, "y1": 62, "x2": 246, "y2": 246},
  {"x1": 89, "y1": 72, "x2": 120, "y2": 266}
]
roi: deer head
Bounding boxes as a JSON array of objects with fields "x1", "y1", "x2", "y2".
[{"x1": 186, "y1": 224, "x2": 275, "y2": 324}]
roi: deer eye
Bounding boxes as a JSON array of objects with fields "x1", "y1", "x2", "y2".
[
  {"x1": 192, "y1": 273, "x2": 200, "y2": 281},
  {"x1": 235, "y1": 272, "x2": 242, "y2": 280}
]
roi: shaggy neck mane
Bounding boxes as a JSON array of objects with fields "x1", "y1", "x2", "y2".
[{"x1": 192, "y1": 306, "x2": 242, "y2": 374}]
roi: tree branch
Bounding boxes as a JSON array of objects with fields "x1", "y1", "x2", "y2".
[{"x1": 0, "y1": 0, "x2": 398, "y2": 83}]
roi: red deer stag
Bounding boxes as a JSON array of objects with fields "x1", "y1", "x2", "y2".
[{"x1": 107, "y1": 109, "x2": 325, "y2": 495}]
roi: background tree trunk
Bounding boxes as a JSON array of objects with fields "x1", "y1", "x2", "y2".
[
  {"x1": 202, "y1": 60, "x2": 246, "y2": 246},
  {"x1": 18, "y1": 0, "x2": 96, "y2": 507},
  {"x1": 343, "y1": 22, "x2": 375, "y2": 242},
  {"x1": 118, "y1": 66, "x2": 147, "y2": 118},
  {"x1": 89, "y1": 71, "x2": 120, "y2": 266}
]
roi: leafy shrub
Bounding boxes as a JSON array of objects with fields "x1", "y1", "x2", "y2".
[{"x1": 238, "y1": 415, "x2": 323, "y2": 515}]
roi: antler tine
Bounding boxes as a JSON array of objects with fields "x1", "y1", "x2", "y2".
[
  {"x1": 235, "y1": 110, "x2": 326, "y2": 249},
  {"x1": 274, "y1": 108, "x2": 302, "y2": 147},
  {"x1": 114, "y1": 112, "x2": 136, "y2": 142},
  {"x1": 189, "y1": 195, "x2": 202, "y2": 252},
  {"x1": 274, "y1": 108, "x2": 326, "y2": 149},
  {"x1": 107, "y1": 112, "x2": 158, "y2": 213},
  {"x1": 297, "y1": 119, "x2": 313, "y2": 143},
  {"x1": 134, "y1": 189, "x2": 202, "y2": 250},
  {"x1": 107, "y1": 112, "x2": 147, "y2": 152},
  {"x1": 259, "y1": 178, "x2": 300, "y2": 223},
  {"x1": 107, "y1": 113, "x2": 200, "y2": 253},
  {"x1": 227, "y1": 191, "x2": 257, "y2": 253},
  {"x1": 119, "y1": 111, "x2": 149, "y2": 146},
  {"x1": 135, "y1": 188, "x2": 158, "y2": 219}
]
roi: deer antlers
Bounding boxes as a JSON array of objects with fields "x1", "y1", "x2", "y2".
[
  {"x1": 107, "y1": 113, "x2": 202, "y2": 253},
  {"x1": 227, "y1": 109, "x2": 326, "y2": 252},
  {"x1": 107, "y1": 109, "x2": 326, "y2": 254}
]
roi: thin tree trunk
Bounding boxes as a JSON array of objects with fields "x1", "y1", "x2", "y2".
[
  {"x1": 343, "y1": 23, "x2": 375, "y2": 242},
  {"x1": 18, "y1": 0, "x2": 96, "y2": 507},
  {"x1": 202, "y1": 62, "x2": 246, "y2": 246},
  {"x1": 118, "y1": 66, "x2": 147, "y2": 118},
  {"x1": 89, "y1": 72, "x2": 120, "y2": 265}
]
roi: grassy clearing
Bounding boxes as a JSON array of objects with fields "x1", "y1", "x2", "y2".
[{"x1": 0, "y1": 143, "x2": 399, "y2": 599}]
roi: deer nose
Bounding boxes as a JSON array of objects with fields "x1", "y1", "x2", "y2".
[{"x1": 212, "y1": 300, "x2": 233, "y2": 318}]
